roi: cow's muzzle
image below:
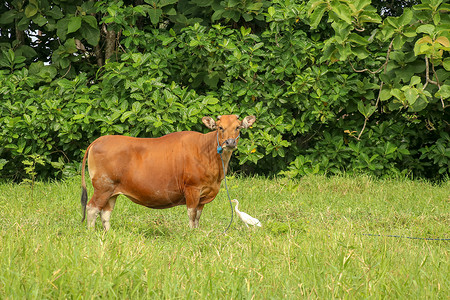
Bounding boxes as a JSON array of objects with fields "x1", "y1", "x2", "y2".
[
  {"x1": 217, "y1": 132, "x2": 240, "y2": 154},
  {"x1": 224, "y1": 138, "x2": 237, "y2": 149}
]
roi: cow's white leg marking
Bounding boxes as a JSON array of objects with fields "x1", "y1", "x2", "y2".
[
  {"x1": 100, "y1": 197, "x2": 116, "y2": 231},
  {"x1": 86, "y1": 205, "x2": 100, "y2": 229},
  {"x1": 187, "y1": 207, "x2": 197, "y2": 228},
  {"x1": 100, "y1": 210, "x2": 112, "y2": 231},
  {"x1": 194, "y1": 208, "x2": 203, "y2": 228}
]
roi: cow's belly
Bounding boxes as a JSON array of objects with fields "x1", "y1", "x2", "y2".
[
  {"x1": 113, "y1": 185, "x2": 185, "y2": 209},
  {"x1": 114, "y1": 181, "x2": 220, "y2": 208}
]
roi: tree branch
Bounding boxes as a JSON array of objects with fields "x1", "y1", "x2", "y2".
[
  {"x1": 354, "y1": 39, "x2": 394, "y2": 139},
  {"x1": 423, "y1": 56, "x2": 437, "y2": 90},
  {"x1": 357, "y1": 117, "x2": 368, "y2": 140},
  {"x1": 349, "y1": 38, "x2": 394, "y2": 74},
  {"x1": 424, "y1": 56, "x2": 446, "y2": 109}
]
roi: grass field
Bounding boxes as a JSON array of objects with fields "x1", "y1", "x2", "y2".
[{"x1": 0, "y1": 175, "x2": 449, "y2": 298}]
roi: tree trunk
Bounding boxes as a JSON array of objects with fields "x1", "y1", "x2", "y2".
[
  {"x1": 105, "y1": 26, "x2": 116, "y2": 61},
  {"x1": 95, "y1": 44, "x2": 103, "y2": 67},
  {"x1": 15, "y1": 20, "x2": 25, "y2": 45}
]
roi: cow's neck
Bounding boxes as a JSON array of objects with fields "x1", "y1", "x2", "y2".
[
  {"x1": 218, "y1": 149, "x2": 233, "y2": 178},
  {"x1": 205, "y1": 131, "x2": 233, "y2": 180}
]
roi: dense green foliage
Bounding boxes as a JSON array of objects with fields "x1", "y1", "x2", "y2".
[
  {"x1": 0, "y1": 0, "x2": 449, "y2": 180},
  {"x1": 1, "y1": 176, "x2": 449, "y2": 297}
]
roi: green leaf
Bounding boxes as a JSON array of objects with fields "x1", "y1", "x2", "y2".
[
  {"x1": 32, "y1": 14, "x2": 47, "y2": 26},
  {"x1": 416, "y1": 24, "x2": 435, "y2": 35},
  {"x1": 67, "y1": 16, "x2": 82, "y2": 34},
  {"x1": 0, "y1": 159, "x2": 8, "y2": 171},
  {"x1": 433, "y1": 12, "x2": 440, "y2": 25},
  {"x1": 385, "y1": 142, "x2": 397, "y2": 155},
  {"x1": 358, "y1": 102, "x2": 376, "y2": 118},
  {"x1": 391, "y1": 89, "x2": 403, "y2": 100},
  {"x1": 380, "y1": 89, "x2": 392, "y2": 101},
  {"x1": 47, "y1": 6, "x2": 64, "y2": 19},
  {"x1": 403, "y1": 29, "x2": 417, "y2": 38},
  {"x1": 358, "y1": 11, "x2": 382, "y2": 24},
  {"x1": 348, "y1": 33, "x2": 369, "y2": 45},
  {"x1": 247, "y1": 2, "x2": 263, "y2": 11},
  {"x1": 309, "y1": 3, "x2": 327, "y2": 29},
  {"x1": 189, "y1": 39, "x2": 199, "y2": 47},
  {"x1": 149, "y1": 8, "x2": 162, "y2": 25},
  {"x1": 351, "y1": 46, "x2": 370, "y2": 59},
  {"x1": 398, "y1": 8, "x2": 413, "y2": 27},
  {"x1": 438, "y1": 3, "x2": 450, "y2": 12},
  {"x1": 212, "y1": 9, "x2": 224, "y2": 22},
  {"x1": 160, "y1": 0, "x2": 178, "y2": 7},
  {"x1": 330, "y1": 0, "x2": 352, "y2": 24},
  {"x1": 73, "y1": 114, "x2": 85, "y2": 120},
  {"x1": 132, "y1": 102, "x2": 142, "y2": 113},
  {"x1": 386, "y1": 16, "x2": 400, "y2": 29},
  {"x1": 436, "y1": 84, "x2": 450, "y2": 99},
  {"x1": 443, "y1": 58, "x2": 450, "y2": 71},
  {"x1": 82, "y1": 15, "x2": 98, "y2": 29},
  {"x1": 165, "y1": 8, "x2": 176, "y2": 16},
  {"x1": 154, "y1": 120, "x2": 163, "y2": 127},
  {"x1": 17, "y1": 45, "x2": 37, "y2": 58},
  {"x1": 81, "y1": 24, "x2": 100, "y2": 46},
  {"x1": 205, "y1": 96, "x2": 219, "y2": 104},
  {"x1": 393, "y1": 34, "x2": 405, "y2": 50},
  {"x1": 0, "y1": 10, "x2": 17, "y2": 24},
  {"x1": 251, "y1": 42, "x2": 264, "y2": 51},
  {"x1": 413, "y1": 4, "x2": 432, "y2": 11},
  {"x1": 410, "y1": 76, "x2": 421, "y2": 86},
  {"x1": 404, "y1": 88, "x2": 418, "y2": 105},
  {"x1": 56, "y1": 18, "x2": 69, "y2": 40},
  {"x1": 64, "y1": 38, "x2": 78, "y2": 53},
  {"x1": 240, "y1": 26, "x2": 251, "y2": 36},
  {"x1": 332, "y1": 21, "x2": 351, "y2": 44},
  {"x1": 17, "y1": 16, "x2": 30, "y2": 31},
  {"x1": 25, "y1": 4, "x2": 38, "y2": 18},
  {"x1": 120, "y1": 111, "x2": 134, "y2": 123},
  {"x1": 29, "y1": 61, "x2": 44, "y2": 75},
  {"x1": 409, "y1": 95, "x2": 428, "y2": 111}
]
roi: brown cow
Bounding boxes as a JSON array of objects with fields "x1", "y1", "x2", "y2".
[{"x1": 80, "y1": 115, "x2": 256, "y2": 230}]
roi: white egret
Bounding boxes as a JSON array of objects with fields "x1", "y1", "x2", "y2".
[{"x1": 231, "y1": 199, "x2": 262, "y2": 228}]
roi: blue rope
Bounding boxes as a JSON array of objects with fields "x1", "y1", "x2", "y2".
[
  {"x1": 361, "y1": 233, "x2": 450, "y2": 241},
  {"x1": 216, "y1": 131, "x2": 239, "y2": 234},
  {"x1": 220, "y1": 152, "x2": 234, "y2": 234}
]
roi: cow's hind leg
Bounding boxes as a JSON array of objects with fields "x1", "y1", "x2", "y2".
[
  {"x1": 86, "y1": 188, "x2": 114, "y2": 230},
  {"x1": 100, "y1": 196, "x2": 117, "y2": 231},
  {"x1": 86, "y1": 205, "x2": 100, "y2": 229}
]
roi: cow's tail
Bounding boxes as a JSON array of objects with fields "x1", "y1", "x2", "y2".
[{"x1": 81, "y1": 142, "x2": 93, "y2": 223}]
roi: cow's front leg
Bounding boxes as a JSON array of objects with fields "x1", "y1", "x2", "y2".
[
  {"x1": 185, "y1": 187, "x2": 201, "y2": 228},
  {"x1": 194, "y1": 204, "x2": 205, "y2": 228},
  {"x1": 187, "y1": 207, "x2": 197, "y2": 228}
]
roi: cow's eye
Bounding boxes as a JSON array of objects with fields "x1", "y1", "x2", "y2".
[
  {"x1": 219, "y1": 126, "x2": 224, "y2": 131},
  {"x1": 236, "y1": 126, "x2": 240, "y2": 131}
]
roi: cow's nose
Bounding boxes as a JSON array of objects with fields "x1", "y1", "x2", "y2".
[{"x1": 224, "y1": 139, "x2": 237, "y2": 148}]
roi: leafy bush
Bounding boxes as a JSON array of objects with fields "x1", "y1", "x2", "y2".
[{"x1": 0, "y1": 0, "x2": 448, "y2": 181}]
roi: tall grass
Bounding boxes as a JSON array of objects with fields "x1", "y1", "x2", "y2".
[{"x1": 0, "y1": 175, "x2": 448, "y2": 298}]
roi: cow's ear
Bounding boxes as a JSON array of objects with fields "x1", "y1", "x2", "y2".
[
  {"x1": 202, "y1": 116, "x2": 217, "y2": 130},
  {"x1": 240, "y1": 115, "x2": 256, "y2": 129}
]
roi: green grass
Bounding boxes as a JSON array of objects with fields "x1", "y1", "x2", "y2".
[{"x1": 0, "y1": 175, "x2": 449, "y2": 298}]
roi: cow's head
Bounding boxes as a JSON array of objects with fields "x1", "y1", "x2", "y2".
[{"x1": 202, "y1": 115, "x2": 256, "y2": 152}]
